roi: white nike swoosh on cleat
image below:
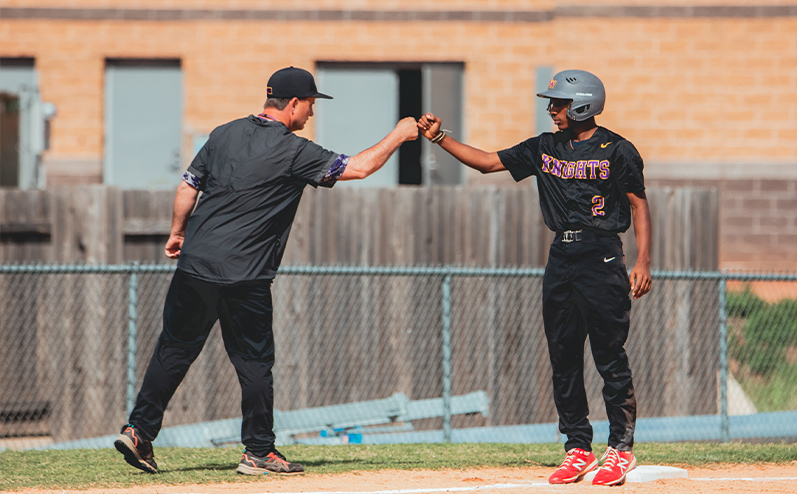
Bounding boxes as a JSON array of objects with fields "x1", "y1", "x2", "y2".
[{"x1": 604, "y1": 257, "x2": 615, "y2": 263}]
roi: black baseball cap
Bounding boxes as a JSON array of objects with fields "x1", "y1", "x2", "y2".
[{"x1": 266, "y1": 66, "x2": 332, "y2": 99}]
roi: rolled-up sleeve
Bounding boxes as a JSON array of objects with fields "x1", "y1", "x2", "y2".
[
  {"x1": 185, "y1": 137, "x2": 212, "y2": 190},
  {"x1": 292, "y1": 138, "x2": 341, "y2": 187},
  {"x1": 318, "y1": 154, "x2": 350, "y2": 188},
  {"x1": 182, "y1": 170, "x2": 202, "y2": 189}
]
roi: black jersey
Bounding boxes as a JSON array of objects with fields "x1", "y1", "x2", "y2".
[
  {"x1": 177, "y1": 116, "x2": 338, "y2": 284},
  {"x1": 497, "y1": 126, "x2": 645, "y2": 234}
]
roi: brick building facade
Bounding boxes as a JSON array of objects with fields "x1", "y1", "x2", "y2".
[{"x1": 1, "y1": 0, "x2": 795, "y2": 270}]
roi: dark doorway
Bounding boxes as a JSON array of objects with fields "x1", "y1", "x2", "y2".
[{"x1": 398, "y1": 70, "x2": 423, "y2": 185}]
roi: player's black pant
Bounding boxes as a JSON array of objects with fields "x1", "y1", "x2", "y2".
[
  {"x1": 543, "y1": 231, "x2": 636, "y2": 453},
  {"x1": 127, "y1": 269, "x2": 276, "y2": 457}
]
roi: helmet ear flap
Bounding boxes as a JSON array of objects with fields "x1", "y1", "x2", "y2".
[{"x1": 568, "y1": 103, "x2": 592, "y2": 121}]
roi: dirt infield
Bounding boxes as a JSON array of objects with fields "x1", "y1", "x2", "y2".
[{"x1": 15, "y1": 464, "x2": 797, "y2": 494}]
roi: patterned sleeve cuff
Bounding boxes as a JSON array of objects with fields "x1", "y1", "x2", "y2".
[
  {"x1": 182, "y1": 170, "x2": 201, "y2": 190},
  {"x1": 318, "y1": 154, "x2": 350, "y2": 188}
]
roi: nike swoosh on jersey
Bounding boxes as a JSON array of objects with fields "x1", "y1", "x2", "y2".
[
  {"x1": 604, "y1": 257, "x2": 615, "y2": 263},
  {"x1": 601, "y1": 142, "x2": 612, "y2": 148}
]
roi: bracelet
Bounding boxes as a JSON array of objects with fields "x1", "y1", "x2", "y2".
[{"x1": 430, "y1": 130, "x2": 446, "y2": 144}]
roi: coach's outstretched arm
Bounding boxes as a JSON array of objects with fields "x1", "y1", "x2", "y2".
[
  {"x1": 339, "y1": 117, "x2": 419, "y2": 180},
  {"x1": 418, "y1": 113, "x2": 506, "y2": 174}
]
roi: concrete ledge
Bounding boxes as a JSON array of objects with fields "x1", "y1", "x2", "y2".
[{"x1": 644, "y1": 161, "x2": 797, "y2": 180}]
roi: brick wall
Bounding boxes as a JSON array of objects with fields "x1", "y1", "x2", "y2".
[
  {"x1": 1, "y1": 1, "x2": 551, "y2": 9},
  {"x1": 2, "y1": 2, "x2": 795, "y2": 168},
  {"x1": 1, "y1": 1, "x2": 795, "y2": 270},
  {"x1": 649, "y1": 178, "x2": 797, "y2": 271},
  {"x1": 4, "y1": 0, "x2": 794, "y2": 8}
]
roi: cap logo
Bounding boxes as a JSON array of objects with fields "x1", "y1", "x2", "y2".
[
  {"x1": 548, "y1": 79, "x2": 557, "y2": 89},
  {"x1": 267, "y1": 87, "x2": 273, "y2": 96}
]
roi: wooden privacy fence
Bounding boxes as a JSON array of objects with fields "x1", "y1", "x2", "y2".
[
  {"x1": 0, "y1": 185, "x2": 718, "y2": 269},
  {"x1": 0, "y1": 185, "x2": 720, "y2": 443}
]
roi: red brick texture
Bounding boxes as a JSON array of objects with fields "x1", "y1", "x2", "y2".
[
  {"x1": 1, "y1": 1, "x2": 795, "y2": 270},
  {"x1": 649, "y1": 178, "x2": 797, "y2": 271}
]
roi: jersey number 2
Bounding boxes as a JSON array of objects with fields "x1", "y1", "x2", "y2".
[{"x1": 592, "y1": 195, "x2": 606, "y2": 217}]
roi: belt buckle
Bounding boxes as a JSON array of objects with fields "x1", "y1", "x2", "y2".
[{"x1": 561, "y1": 229, "x2": 582, "y2": 243}]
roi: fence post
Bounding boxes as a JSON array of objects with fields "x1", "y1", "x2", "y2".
[
  {"x1": 718, "y1": 275, "x2": 729, "y2": 442},
  {"x1": 126, "y1": 262, "x2": 140, "y2": 417},
  {"x1": 441, "y1": 271, "x2": 453, "y2": 442}
]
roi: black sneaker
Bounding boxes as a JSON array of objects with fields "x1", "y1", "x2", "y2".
[
  {"x1": 237, "y1": 449, "x2": 304, "y2": 475},
  {"x1": 114, "y1": 424, "x2": 158, "y2": 473}
]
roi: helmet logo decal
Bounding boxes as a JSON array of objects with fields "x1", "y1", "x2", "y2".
[{"x1": 548, "y1": 79, "x2": 557, "y2": 89}]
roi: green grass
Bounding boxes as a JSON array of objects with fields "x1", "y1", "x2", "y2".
[
  {"x1": 726, "y1": 288, "x2": 797, "y2": 411},
  {"x1": 735, "y1": 363, "x2": 797, "y2": 412},
  {"x1": 2, "y1": 442, "x2": 797, "y2": 491}
]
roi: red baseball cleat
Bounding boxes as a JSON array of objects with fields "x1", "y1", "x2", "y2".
[
  {"x1": 592, "y1": 447, "x2": 636, "y2": 486},
  {"x1": 548, "y1": 448, "x2": 598, "y2": 484}
]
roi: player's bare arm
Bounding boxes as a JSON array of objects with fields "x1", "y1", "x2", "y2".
[
  {"x1": 165, "y1": 180, "x2": 199, "y2": 259},
  {"x1": 627, "y1": 190, "x2": 652, "y2": 299},
  {"x1": 339, "y1": 117, "x2": 419, "y2": 180},
  {"x1": 418, "y1": 113, "x2": 506, "y2": 174}
]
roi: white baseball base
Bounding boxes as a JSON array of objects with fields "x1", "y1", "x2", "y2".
[{"x1": 584, "y1": 465, "x2": 689, "y2": 483}]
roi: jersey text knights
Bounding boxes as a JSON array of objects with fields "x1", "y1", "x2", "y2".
[{"x1": 497, "y1": 126, "x2": 645, "y2": 234}]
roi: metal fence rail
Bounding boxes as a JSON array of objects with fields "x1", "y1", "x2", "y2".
[{"x1": 1, "y1": 264, "x2": 795, "y2": 451}]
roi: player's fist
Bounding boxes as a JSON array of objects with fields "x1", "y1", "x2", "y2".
[
  {"x1": 418, "y1": 113, "x2": 442, "y2": 140},
  {"x1": 396, "y1": 116, "x2": 419, "y2": 141}
]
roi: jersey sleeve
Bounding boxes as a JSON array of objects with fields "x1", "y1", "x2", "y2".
[
  {"x1": 291, "y1": 138, "x2": 341, "y2": 188},
  {"x1": 615, "y1": 140, "x2": 645, "y2": 194},
  {"x1": 184, "y1": 133, "x2": 214, "y2": 191},
  {"x1": 497, "y1": 136, "x2": 541, "y2": 182}
]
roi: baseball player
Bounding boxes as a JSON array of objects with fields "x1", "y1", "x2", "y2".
[
  {"x1": 418, "y1": 69, "x2": 652, "y2": 486},
  {"x1": 114, "y1": 66, "x2": 418, "y2": 476}
]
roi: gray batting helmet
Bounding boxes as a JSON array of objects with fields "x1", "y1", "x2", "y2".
[{"x1": 537, "y1": 70, "x2": 605, "y2": 121}]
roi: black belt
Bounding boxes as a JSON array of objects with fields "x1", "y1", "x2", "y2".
[{"x1": 555, "y1": 229, "x2": 617, "y2": 243}]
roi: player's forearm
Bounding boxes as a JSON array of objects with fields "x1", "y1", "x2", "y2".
[
  {"x1": 631, "y1": 197, "x2": 652, "y2": 266},
  {"x1": 170, "y1": 181, "x2": 199, "y2": 237},
  {"x1": 342, "y1": 130, "x2": 407, "y2": 180},
  {"x1": 437, "y1": 136, "x2": 504, "y2": 174}
]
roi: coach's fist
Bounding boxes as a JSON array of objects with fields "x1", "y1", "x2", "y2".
[
  {"x1": 418, "y1": 113, "x2": 442, "y2": 141},
  {"x1": 396, "y1": 116, "x2": 420, "y2": 141}
]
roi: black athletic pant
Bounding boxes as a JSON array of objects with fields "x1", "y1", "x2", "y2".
[
  {"x1": 542, "y1": 230, "x2": 636, "y2": 453},
  {"x1": 128, "y1": 269, "x2": 276, "y2": 457}
]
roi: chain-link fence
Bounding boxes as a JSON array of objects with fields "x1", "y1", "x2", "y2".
[{"x1": 1, "y1": 265, "x2": 795, "y2": 451}]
